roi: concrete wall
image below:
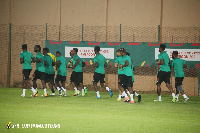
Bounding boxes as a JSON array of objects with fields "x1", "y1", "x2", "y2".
[{"x1": 1, "y1": 0, "x2": 200, "y2": 26}]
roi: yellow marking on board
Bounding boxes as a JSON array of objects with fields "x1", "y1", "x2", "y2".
[
  {"x1": 141, "y1": 61, "x2": 145, "y2": 66},
  {"x1": 90, "y1": 60, "x2": 93, "y2": 65},
  {"x1": 106, "y1": 60, "x2": 109, "y2": 63}
]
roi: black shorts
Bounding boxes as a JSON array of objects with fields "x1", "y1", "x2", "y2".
[
  {"x1": 45, "y1": 73, "x2": 55, "y2": 83},
  {"x1": 175, "y1": 77, "x2": 184, "y2": 86},
  {"x1": 93, "y1": 72, "x2": 105, "y2": 83},
  {"x1": 119, "y1": 75, "x2": 132, "y2": 88},
  {"x1": 55, "y1": 74, "x2": 66, "y2": 82},
  {"x1": 118, "y1": 74, "x2": 123, "y2": 84},
  {"x1": 33, "y1": 70, "x2": 45, "y2": 81},
  {"x1": 157, "y1": 71, "x2": 171, "y2": 85},
  {"x1": 22, "y1": 69, "x2": 32, "y2": 80},
  {"x1": 71, "y1": 71, "x2": 83, "y2": 84}
]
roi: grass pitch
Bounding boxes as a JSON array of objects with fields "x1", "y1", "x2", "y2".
[{"x1": 0, "y1": 87, "x2": 200, "y2": 133}]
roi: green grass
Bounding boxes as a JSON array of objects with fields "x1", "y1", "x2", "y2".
[{"x1": 0, "y1": 87, "x2": 200, "y2": 133}]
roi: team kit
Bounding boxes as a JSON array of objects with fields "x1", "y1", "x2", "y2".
[{"x1": 20, "y1": 44, "x2": 189, "y2": 103}]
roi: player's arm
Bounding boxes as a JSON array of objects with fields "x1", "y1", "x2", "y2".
[
  {"x1": 20, "y1": 58, "x2": 24, "y2": 64},
  {"x1": 119, "y1": 60, "x2": 129, "y2": 69},
  {"x1": 72, "y1": 58, "x2": 80, "y2": 69},
  {"x1": 56, "y1": 61, "x2": 61, "y2": 67},
  {"x1": 156, "y1": 59, "x2": 164, "y2": 65},
  {"x1": 31, "y1": 57, "x2": 36, "y2": 63},
  {"x1": 183, "y1": 60, "x2": 187, "y2": 68},
  {"x1": 115, "y1": 63, "x2": 118, "y2": 68},
  {"x1": 94, "y1": 62, "x2": 98, "y2": 68},
  {"x1": 36, "y1": 58, "x2": 42, "y2": 63}
]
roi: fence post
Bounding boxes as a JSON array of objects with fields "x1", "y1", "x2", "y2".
[
  {"x1": 82, "y1": 24, "x2": 84, "y2": 41},
  {"x1": 46, "y1": 23, "x2": 48, "y2": 40},
  {"x1": 198, "y1": 69, "x2": 200, "y2": 96},
  {"x1": 158, "y1": 25, "x2": 160, "y2": 42},
  {"x1": 9, "y1": 23, "x2": 12, "y2": 87},
  {"x1": 120, "y1": 24, "x2": 121, "y2": 42}
]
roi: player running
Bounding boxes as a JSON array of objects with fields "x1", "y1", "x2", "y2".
[
  {"x1": 93, "y1": 46, "x2": 113, "y2": 98},
  {"x1": 43, "y1": 48, "x2": 56, "y2": 97},
  {"x1": 46, "y1": 48, "x2": 57, "y2": 95},
  {"x1": 71, "y1": 48, "x2": 85, "y2": 96},
  {"x1": 154, "y1": 44, "x2": 176, "y2": 102},
  {"x1": 171, "y1": 51, "x2": 189, "y2": 102},
  {"x1": 115, "y1": 49, "x2": 124, "y2": 100},
  {"x1": 32, "y1": 45, "x2": 46, "y2": 97},
  {"x1": 20, "y1": 44, "x2": 36, "y2": 97},
  {"x1": 55, "y1": 51, "x2": 67, "y2": 96},
  {"x1": 118, "y1": 48, "x2": 134, "y2": 103}
]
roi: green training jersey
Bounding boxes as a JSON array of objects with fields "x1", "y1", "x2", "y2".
[
  {"x1": 44, "y1": 54, "x2": 55, "y2": 74},
  {"x1": 72, "y1": 54, "x2": 83, "y2": 72},
  {"x1": 171, "y1": 57, "x2": 186, "y2": 78},
  {"x1": 121, "y1": 55, "x2": 133, "y2": 77},
  {"x1": 132, "y1": 64, "x2": 134, "y2": 82},
  {"x1": 115, "y1": 56, "x2": 124, "y2": 75},
  {"x1": 56, "y1": 56, "x2": 67, "y2": 76},
  {"x1": 94, "y1": 54, "x2": 105, "y2": 74},
  {"x1": 36, "y1": 52, "x2": 45, "y2": 72},
  {"x1": 20, "y1": 50, "x2": 34, "y2": 70},
  {"x1": 158, "y1": 51, "x2": 171, "y2": 72}
]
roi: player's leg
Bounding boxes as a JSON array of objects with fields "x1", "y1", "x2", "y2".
[
  {"x1": 93, "y1": 72, "x2": 100, "y2": 98},
  {"x1": 175, "y1": 78, "x2": 179, "y2": 102},
  {"x1": 49, "y1": 75, "x2": 56, "y2": 95},
  {"x1": 61, "y1": 76, "x2": 67, "y2": 96},
  {"x1": 71, "y1": 72, "x2": 79, "y2": 96},
  {"x1": 164, "y1": 72, "x2": 176, "y2": 102},
  {"x1": 55, "y1": 75, "x2": 62, "y2": 96},
  {"x1": 154, "y1": 71, "x2": 164, "y2": 101},
  {"x1": 39, "y1": 72, "x2": 47, "y2": 97},
  {"x1": 177, "y1": 78, "x2": 189, "y2": 102},
  {"x1": 126, "y1": 76, "x2": 134, "y2": 103},
  {"x1": 78, "y1": 72, "x2": 85, "y2": 96},
  {"x1": 100, "y1": 74, "x2": 113, "y2": 97},
  {"x1": 117, "y1": 75, "x2": 124, "y2": 100}
]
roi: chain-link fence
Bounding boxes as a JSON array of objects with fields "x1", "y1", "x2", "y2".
[{"x1": 0, "y1": 23, "x2": 199, "y2": 96}]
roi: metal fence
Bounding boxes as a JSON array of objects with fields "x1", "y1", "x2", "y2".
[{"x1": 0, "y1": 23, "x2": 199, "y2": 96}]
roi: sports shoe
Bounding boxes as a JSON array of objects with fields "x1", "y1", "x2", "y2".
[
  {"x1": 21, "y1": 94, "x2": 25, "y2": 97},
  {"x1": 121, "y1": 96, "x2": 125, "y2": 98},
  {"x1": 82, "y1": 93, "x2": 85, "y2": 96},
  {"x1": 123, "y1": 96, "x2": 129, "y2": 102},
  {"x1": 138, "y1": 95, "x2": 141, "y2": 102},
  {"x1": 172, "y1": 96, "x2": 177, "y2": 103},
  {"x1": 84, "y1": 87, "x2": 88, "y2": 94},
  {"x1": 130, "y1": 100, "x2": 134, "y2": 103},
  {"x1": 96, "y1": 96, "x2": 101, "y2": 99},
  {"x1": 154, "y1": 99, "x2": 162, "y2": 102},
  {"x1": 50, "y1": 93, "x2": 56, "y2": 96},
  {"x1": 109, "y1": 89, "x2": 113, "y2": 97},
  {"x1": 63, "y1": 94, "x2": 67, "y2": 97},
  {"x1": 73, "y1": 91, "x2": 78, "y2": 96},
  {"x1": 116, "y1": 99, "x2": 121, "y2": 101},
  {"x1": 176, "y1": 99, "x2": 179, "y2": 102},
  {"x1": 42, "y1": 93, "x2": 48, "y2": 97},
  {"x1": 185, "y1": 97, "x2": 189, "y2": 102},
  {"x1": 33, "y1": 91, "x2": 38, "y2": 97}
]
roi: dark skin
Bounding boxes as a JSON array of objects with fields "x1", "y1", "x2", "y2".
[
  {"x1": 20, "y1": 48, "x2": 35, "y2": 90},
  {"x1": 43, "y1": 49, "x2": 55, "y2": 92},
  {"x1": 71, "y1": 50, "x2": 83, "y2": 91},
  {"x1": 156, "y1": 47, "x2": 174, "y2": 96},
  {"x1": 33, "y1": 46, "x2": 46, "y2": 89},
  {"x1": 118, "y1": 51, "x2": 133, "y2": 95},
  {"x1": 55, "y1": 52, "x2": 67, "y2": 89},
  {"x1": 93, "y1": 50, "x2": 108, "y2": 92},
  {"x1": 115, "y1": 51, "x2": 122, "y2": 95},
  {"x1": 172, "y1": 53, "x2": 187, "y2": 95}
]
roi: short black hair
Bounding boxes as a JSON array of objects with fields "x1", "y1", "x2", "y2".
[
  {"x1": 126, "y1": 52, "x2": 130, "y2": 56},
  {"x1": 73, "y1": 48, "x2": 78, "y2": 53},
  {"x1": 56, "y1": 51, "x2": 61, "y2": 55},
  {"x1": 120, "y1": 48, "x2": 126, "y2": 53},
  {"x1": 94, "y1": 46, "x2": 100, "y2": 52},
  {"x1": 160, "y1": 44, "x2": 166, "y2": 50},
  {"x1": 116, "y1": 49, "x2": 120, "y2": 52},
  {"x1": 43, "y1": 48, "x2": 48, "y2": 52},
  {"x1": 173, "y1": 51, "x2": 178, "y2": 56},
  {"x1": 46, "y1": 48, "x2": 49, "y2": 52},
  {"x1": 22, "y1": 44, "x2": 27, "y2": 50},
  {"x1": 35, "y1": 45, "x2": 41, "y2": 51}
]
